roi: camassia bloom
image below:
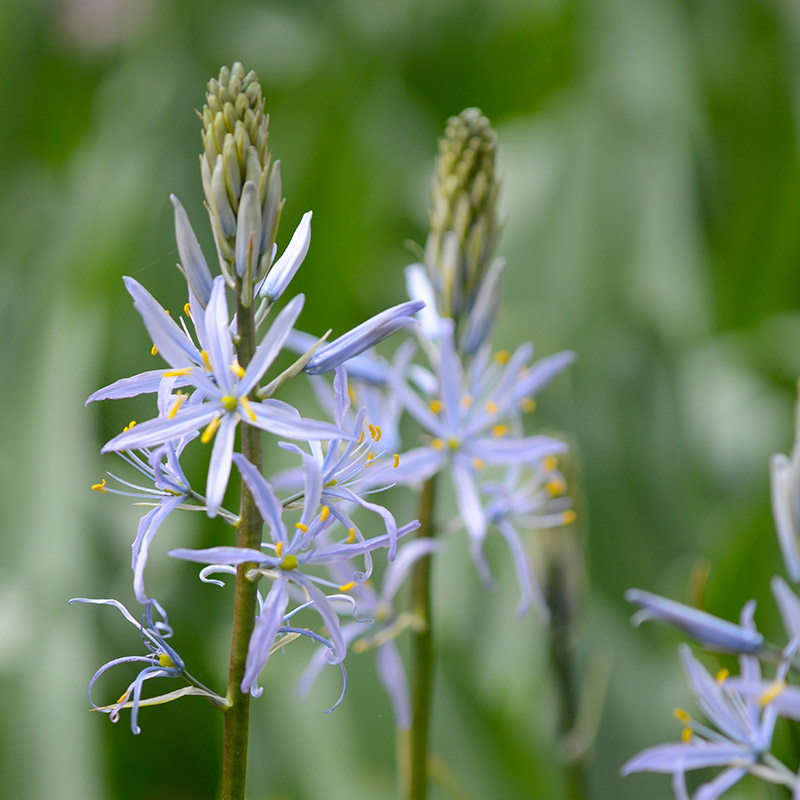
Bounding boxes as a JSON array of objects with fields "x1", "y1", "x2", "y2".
[
  {"x1": 99, "y1": 275, "x2": 346, "y2": 516},
  {"x1": 170, "y1": 453, "x2": 420, "y2": 694}
]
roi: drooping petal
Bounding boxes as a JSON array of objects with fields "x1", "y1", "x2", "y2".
[
  {"x1": 292, "y1": 574, "x2": 346, "y2": 663},
  {"x1": 206, "y1": 413, "x2": 237, "y2": 517},
  {"x1": 376, "y1": 641, "x2": 412, "y2": 730},
  {"x1": 621, "y1": 742, "x2": 753, "y2": 774},
  {"x1": 232, "y1": 453, "x2": 288, "y2": 544},
  {"x1": 497, "y1": 518, "x2": 549, "y2": 621},
  {"x1": 242, "y1": 575, "x2": 289, "y2": 693},
  {"x1": 132, "y1": 495, "x2": 186, "y2": 604}
]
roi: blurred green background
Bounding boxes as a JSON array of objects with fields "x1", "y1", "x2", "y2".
[{"x1": 3, "y1": 0, "x2": 800, "y2": 797}]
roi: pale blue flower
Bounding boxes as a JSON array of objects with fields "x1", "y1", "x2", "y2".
[
  {"x1": 69, "y1": 598, "x2": 225, "y2": 734},
  {"x1": 100, "y1": 276, "x2": 346, "y2": 516},
  {"x1": 625, "y1": 589, "x2": 764, "y2": 654},
  {"x1": 770, "y1": 391, "x2": 800, "y2": 582},
  {"x1": 258, "y1": 211, "x2": 312, "y2": 302},
  {"x1": 622, "y1": 608, "x2": 791, "y2": 800},
  {"x1": 298, "y1": 538, "x2": 439, "y2": 729},
  {"x1": 169, "y1": 453, "x2": 420, "y2": 694},
  {"x1": 171, "y1": 194, "x2": 213, "y2": 307}
]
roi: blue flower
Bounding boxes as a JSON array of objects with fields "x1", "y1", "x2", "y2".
[
  {"x1": 298, "y1": 538, "x2": 439, "y2": 729},
  {"x1": 622, "y1": 606, "x2": 791, "y2": 800},
  {"x1": 770, "y1": 390, "x2": 800, "y2": 582},
  {"x1": 99, "y1": 276, "x2": 346, "y2": 516},
  {"x1": 69, "y1": 598, "x2": 225, "y2": 734},
  {"x1": 169, "y1": 453, "x2": 420, "y2": 694}
]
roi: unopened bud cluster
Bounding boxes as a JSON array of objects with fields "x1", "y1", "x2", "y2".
[
  {"x1": 424, "y1": 107, "x2": 500, "y2": 320},
  {"x1": 200, "y1": 63, "x2": 283, "y2": 303}
]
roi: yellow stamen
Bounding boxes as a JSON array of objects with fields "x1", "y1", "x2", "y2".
[
  {"x1": 486, "y1": 401, "x2": 498, "y2": 414},
  {"x1": 184, "y1": 302, "x2": 191, "y2": 317},
  {"x1": 295, "y1": 522, "x2": 309, "y2": 532},
  {"x1": 364, "y1": 452, "x2": 374, "y2": 468},
  {"x1": 461, "y1": 395, "x2": 473, "y2": 408},
  {"x1": 200, "y1": 416, "x2": 222, "y2": 444},
  {"x1": 681, "y1": 727, "x2": 692, "y2": 743},
  {"x1": 168, "y1": 394, "x2": 187, "y2": 419},
  {"x1": 368, "y1": 423, "x2": 376, "y2": 439},
  {"x1": 492, "y1": 424, "x2": 509, "y2": 438},
  {"x1": 432, "y1": 438, "x2": 444, "y2": 450},
  {"x1": 91, "y1": 479, "x2": 107, "y2": 493},
  {"x1": 240, "y1": 395, "x2": 257, "y2": 422},
  {"x1": 760, "y1": 680, "x2": 786, "y2": 707},
  {"x1": 347, "y1": 528, "x2": 356, "y2": 544},
  {"x1": 429, "y1": 399, "x2": 443, "y2": 414},
  {"x1": 122, "y1": 420, "x2": 137, "y2": 432},
  {"x1": 374, "y1": 425, "x2": 382, "y2": 442},
  {"x1": 393, "y1": 454, "x2": 400, "y2": 468},
  {"x1": 163, "y1": 367, "x2": 192, "y2": 377},
  {"x1": 230, "y1": 361, "x2": 246, "y2": 379},
  {"x1": 320, "y1": 506, "x2": 330, "y2": 522},
  {"x1": 673, "y1": 708, "x2": 691, "y2": 724},
  {"x1": 275, "y1": 541, "x2": 283, "y2": 557},
  {"x1": 338, "y1": 582, "x2": 355, "y2": 592},
  {"x1": 561, "y1": 510, "x2": 576, "y2": 525},
  {"x1": 472, "y1": 458, "x2": 484, "y2": 470},
  {"x1": 281, "y1": 555, "x2": 299, "y2": 570},
  {"x1": 151, "y1": 344, "x2": 158, "y2": 356},
  {"x1": 543, "y1": 455, "x2": 558, "y2": 472},
  {"x1": 200, "y1": 350, "x2": 212, "y2": 371},
  {"x1": 493, "y1": 349, "x2": 510, "y2": 365},
  {"x1": 715, "y1": 668, "x2": 730, "y2": 685},
  {"x1": 520, "y1": 397, "x2": 536, "y2": 413},
  {"x1": 547, "y1": 478, "x2": 566, "y2": 496},
  {"x1": 159, "y1": 652, "x2": 174, "y2": 668},
  {"x1": 357, "y1": 430, "x2": 365, "y2": 444}
]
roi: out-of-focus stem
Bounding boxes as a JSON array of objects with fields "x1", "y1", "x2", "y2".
[
  {"x1": 406, "y1": 475, "x2": 438, "y2": 800},
  {"x1": 220, "y1": 286, "x2": 263, "y2": 800}
]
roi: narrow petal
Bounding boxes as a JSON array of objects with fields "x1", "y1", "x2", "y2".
[
  {"x1": 101, "y1": 405, "x2": 219, "y2": 453},
  {"x1": 260, "y1": 211, "x2": 312, "y2": 300},
  {"x1": 467, "y1": 435, "x2": 568, "y2": 465},
  {"x1": 404, "y1": 263, "x2": 441, "y2": 340},
  {"x1": 510, "y1": 350, "x2": 576, "y2": 404},
  {"x1": 292, "y1": 575, "x2": 346, "y2": 663},
  {"x1": 168, "y1": 545, "x2": 271, "y2": 565},
  {"x1": 171, "y1": 194, "x2": 213, "y2": 306},
  {"x1": 249, "y1": 401, "x2": 348, "y2": 441},
  {"x1": 203, "y1": 276, "x2": 234, "y2": 392},
  {"x1": 86, "y1": 370, "x2": 189, "y2": 405},
  {"x1": 497, "y1": 518, "x2": 549, "y2": 621},
  {"x1": 381, "y1": 539, "x2": 441, "y2": 603},
  {"x1": 132, "y1": 495, "x2": 186, "y2": 604},
  {"x1": 232, "y1": 452, "x2": 288, "y2": 543},
  {"x1": 205, "y1": 413, "x2": 237, "y2": 517},
  {"x1": 621, "y1": 742, "x2": 753, "y2": 774},
  {"x1": 695, "y1": 767, "x2": 747, "y2": 800},
  {"x1": 451, "y1": 455, "x2": 486, "y2": 544},
  {"x1": 436, "y1": 320, "x2": 464, "y2": 430},
  {"x1": 771, "y1": 453, "x2": 800, "y2": 583},
  {"x1": 364, "y1": 446, "x2": 447, "y2": 488},
  {"x1": 242, "y1": 575, "x2": 289, "y2": 692},
  {"x1": 376, "y1": 641, "x2": 412, "y2": 730}
]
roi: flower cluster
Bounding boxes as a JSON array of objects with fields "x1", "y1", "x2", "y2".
[{"x1": 622, "y1": 388, "x2": 800, "y2": 798}]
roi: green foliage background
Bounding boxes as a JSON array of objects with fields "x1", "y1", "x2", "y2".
[{"x1": 3, "y1": 0, "x2": 800, "y2": 797}]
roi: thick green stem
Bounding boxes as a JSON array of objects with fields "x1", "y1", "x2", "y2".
[
  {"x1": 406, "y1": 476, "x2": 438, "y2": 800},
  {"x1": 220, "y1": 289, "x2": 263, "y2": 800}
]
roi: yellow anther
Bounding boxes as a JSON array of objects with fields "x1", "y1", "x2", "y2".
[
  {"x1": 348, "y1": 386, "x2": 355, "y2": 402},
  {"x1": 338, "y1": 582, "x2": 355, "y2": 592},
  {"x1": 364, "y1": 452, "x2": 374, "y2": 468},
  {"x1": 159, "y1": 652, "x2": 174, "y2": 668},
  {"x1": 295, "y1": 522, "x2": 309, "y2": 532},
  {"x1": 220, "y1": 395, "x2": 237, "y2": 412},
  {"x1": 492, "y1": 424, "x2": 509, "y2": 438},
  {"x1": 429, "y1": 399, "x2": 443, "y2": 414},
  {"x1": 165, "y1": 309, "x2": 170, "y2": 315},
  {"x1": 493, "y1": 349, "x2": 511, "y2": 365},
  {"x1": 357, "y1": 430, "x2": 365, "y2": 444},
  {"x1": 561, "y1": 510, "x2": 577, "y2": 525},
  {"x1": 230, "y1": 360, "x2": 246, "y2": 378},
  {"x1": 486, "y1": 401, "x2": 498, "y2": 414},
  {"x1": 472, "y1": 458, "x2": 485, "y2": 470},
  {"x1": 393, "y1": 454, "x2": 400, "y2": 468},
  {"x1": 200, "y1": 416, "x2": 222, "y2": 444},
  {"x1": 122, "y1": 420, "x2": 137, "y2": 432},
  {"x1": 681, "y1": 727, "x2": 692, "y2": 743},
  {"x1": 200, "y1": 350, "x2": 212, "y2": 372},
  {"x1": 673, "y1": 708, "x2": 691, "y2": 724},
  {"x1": 547, "y1": 478, "x2": 566, "y2": 496},
  {"x1": 760, "y1": 680, "x2": 786, "y2": 707},
  {"x1": 151, "y1": 344, "x2": 158, "y2": 356},
  {"x1": 347, "y1": 528, "x2": 356, "y2": 544},
  {"x1": 183, "y1": 302, "x2": 191, "y2": 317},
  {"x1": 163, "y1": 367, "x2": 192, "y2": 377},
  {"x1": 91, "y1": 479, "x2": 107, "y2": 493},
  {"x1": 520, "y1": 397, "x2": 536, "y2": 413},
  {"x1": 275, "y1": 541, "x2": 283, "y2": 557},
  {"x1": 432, "y1": 438, "x2": 445, "y2": 450},
  {"x1": 368, "y1": 423, "x2": 376, "y2": 439},
  {"x1": 320, "y1": 506, "x2": 330, "y2": 522},
  {"x1": 543, "y1": 455, "x2": 558, "y2": 472},
  {"x1": 715, "y1": 668, "x2": 730, "y2": 685},
  {"x1": 280, "y1": 555, "x2": 299, "y2": 570},
  {"x1": 240, "y1": 395, "x2": 257, "y2": 422},
  {"x1": 168, "y1": 394, "x2": 187, "y2": 419},
  {"x1": 461, "y1": 395, "x2": 473, "y2": 408},
  {"x1": 374, "y1": 425, "x2": 382, "y2": 442}
]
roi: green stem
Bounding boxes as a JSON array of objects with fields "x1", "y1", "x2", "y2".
[
  {"x1": 220, "y1": 288, "x2": 263, "y2": 800},
  {"x1": 406, "y1": 475, "x2": 438, "y2": 800}
]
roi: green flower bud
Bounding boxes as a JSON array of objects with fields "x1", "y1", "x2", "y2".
[
  {"x1": 200, "y1": 63, "x2": 284, "y2": 304},
  {"x1": 424, "y1": 108, "x2": 500, "y2": 321}
]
